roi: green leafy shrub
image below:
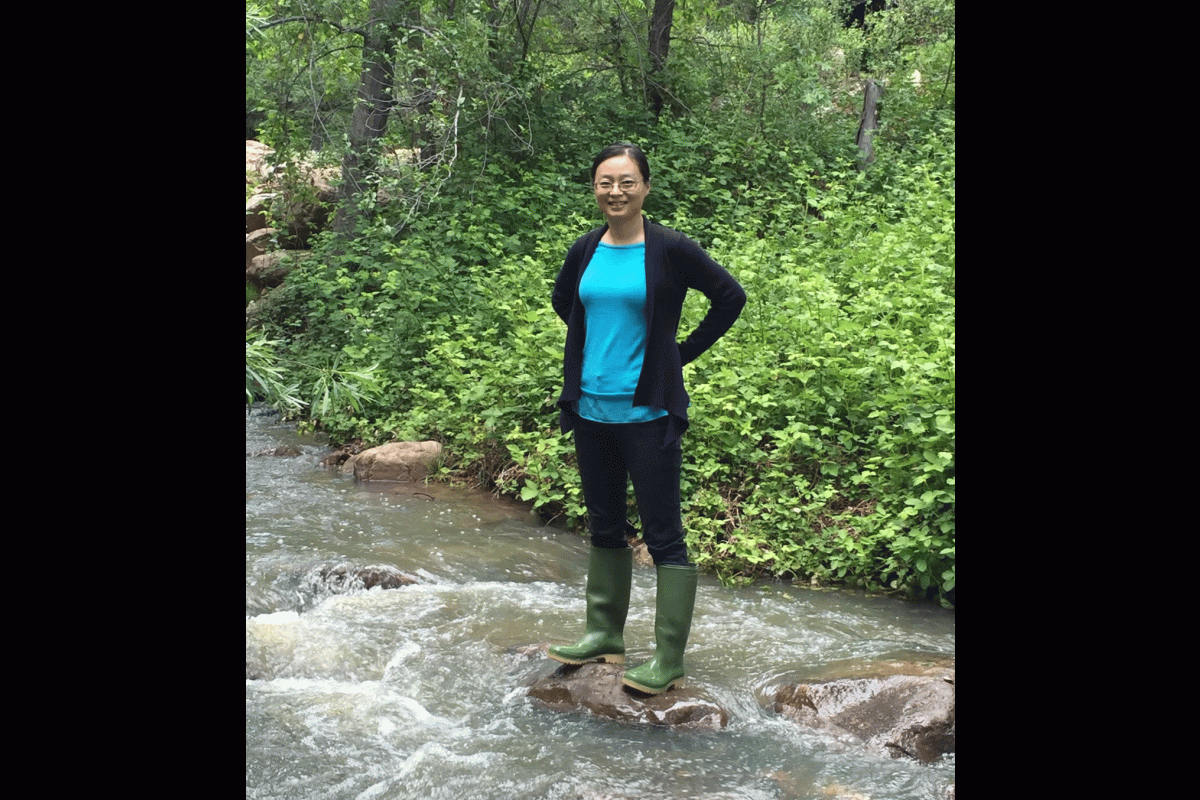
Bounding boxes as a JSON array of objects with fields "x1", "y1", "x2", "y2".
[{"x1": 244, "y1": 0, "x2": 954, "y2": 605}]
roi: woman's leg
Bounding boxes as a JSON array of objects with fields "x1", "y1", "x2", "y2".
[
  {"x1": 572, "y1": 416, "x2": 632, "y2": 550},
  {"x1": 547, "y1": 416, "x2": 634, "y2": 665},
  {"x1": 622, "y1": 417, "x2": 689, "y2": 566},
  {"x1": 622, "y1": 562, "x2": 698, "y2": 694},
  {"x1": 617, "y1": 417, "x2": 699, "y2": 694},
  {"x1": 547, "y1": 544, "x2": 633, "y2": 664}
]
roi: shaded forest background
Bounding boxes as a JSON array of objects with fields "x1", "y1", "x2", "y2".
[{"x1": 245, "y1": 0, "x2": 956, "y2": 605}]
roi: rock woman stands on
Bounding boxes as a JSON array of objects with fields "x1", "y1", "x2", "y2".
[{"x1": 548, "y1": 142, "x2": 746, "y2": 694}]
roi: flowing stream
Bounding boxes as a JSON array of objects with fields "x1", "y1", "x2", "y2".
[{"x1": 246, "y1": 408, "x2": 955, "y2": 800}]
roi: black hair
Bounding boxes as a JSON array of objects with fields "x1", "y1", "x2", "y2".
[{"x1": 590, "y1": 142, "x2": 651, "y2": 184}]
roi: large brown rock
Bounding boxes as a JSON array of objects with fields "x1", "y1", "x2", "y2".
[
  {"x1": 527, "y1": 660, "x2": 729, "y2": 731},
  {"x1": 246, "y1": 140, "x2": 274, "y2": 184},
  {"x1": 248, "y1": 251, "x2": 309, "y2": 289},
  {"x1": 246, "y1": 193, "x2": 275, "y2": 235},
  {"x1": 768, "y1": 655, "x2": 954, "y2": 763},
  {"x1": 246, "y1": 227, "x2": 275, "y2": 270},
  {"x1": 343, "y1": 441, "x2": 444, "y2": 482},
  {"x1": 244, "y1": 140, "x2": 338, "y2": 251}
]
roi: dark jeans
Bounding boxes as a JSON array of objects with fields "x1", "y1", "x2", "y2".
[{"x1": 572, "y1": 414, "x2": 690, "y2": 566}]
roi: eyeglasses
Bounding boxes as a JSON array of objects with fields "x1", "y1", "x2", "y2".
[{"x1": 593, "y1": 179, "x2": 641, "y2": 193}]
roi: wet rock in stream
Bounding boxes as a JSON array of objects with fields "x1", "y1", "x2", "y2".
[
  {"x1": 525, "y1": 657, "x2": 730, "y2": 731},
  {"x1": 767, "y1": 655, "x2": 955, "y2": 764},
  {"x1": 341, "y1": 441, "x2": 444, "y2": 482},
  {"x1": 308, "y1": 563, "x2": 419, "y2": 592},
  {"x1": 248, "y1": 564, "x2": 422, "y2": 680}
]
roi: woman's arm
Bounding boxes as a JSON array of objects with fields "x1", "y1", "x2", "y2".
[{"x1": 674, "y1": 238, "x2": 747, "y2": 365}]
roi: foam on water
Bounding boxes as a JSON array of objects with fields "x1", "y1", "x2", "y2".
[{"x1": 246, "y1": 410, "x2": 955, "y2": 800}]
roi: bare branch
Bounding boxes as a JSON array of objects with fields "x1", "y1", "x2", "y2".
[{"x1": 256, "y1": 16, "x2": 367, "y2": 37}]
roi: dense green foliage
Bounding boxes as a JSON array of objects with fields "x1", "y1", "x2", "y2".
[{"x1": 247, "y1": 0, "x2": 955, "y2": 605}]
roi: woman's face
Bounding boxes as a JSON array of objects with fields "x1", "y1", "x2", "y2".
[{"x1": 592, "y1": 154, "x2": 650, "y2": 226}]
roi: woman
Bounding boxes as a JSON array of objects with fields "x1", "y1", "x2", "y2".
[{"x1": 547, "y1": 143, "x2": 746, "y2": 694}]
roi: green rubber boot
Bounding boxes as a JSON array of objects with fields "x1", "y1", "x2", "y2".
[
  {"x1": 622, "y1": 563, "x2": 698, "y2": 694},
  {"x1": 548, "y1": 546, "x2": 633, "y2": 665}
]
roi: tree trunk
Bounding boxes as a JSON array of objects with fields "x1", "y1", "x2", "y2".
[
  {"x1": 647, "y1": 0, "x2": 675, "y2": 118},
  {"x1": 856, "y1": 79, "x2": 883, "y2": 169},
  {"x1": 403, "y1": 3, "x2": 438, "y2": 167},
  {"x1": 333, "y1": 0, "x2": 400, "y2": 240}
]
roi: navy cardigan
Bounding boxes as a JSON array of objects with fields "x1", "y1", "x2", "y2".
[{"x1": 552, "y1": 217, "x2": 746, "y2": 445}]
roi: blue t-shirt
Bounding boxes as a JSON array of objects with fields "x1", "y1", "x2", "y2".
[{"x1": 578, "y1": 242, "x2": 669, "y2": 424}]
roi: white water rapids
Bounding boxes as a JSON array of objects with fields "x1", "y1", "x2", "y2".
[{"x1": 246, "y1": 408, "x2": 955, "y2": 799}]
